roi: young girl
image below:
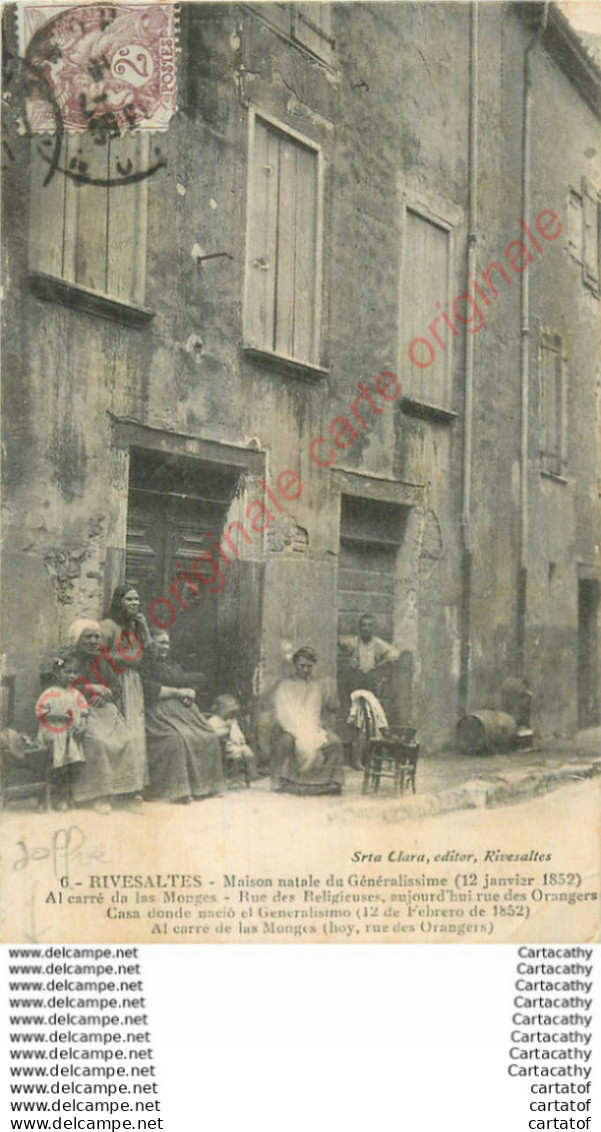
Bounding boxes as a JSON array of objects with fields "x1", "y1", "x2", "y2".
[
  {"x1": 207, "y1": 694, "x2": 256, "y2": 787},
  {"x1": 35, "y1": 654, "x2": 88, "y2": 811}
]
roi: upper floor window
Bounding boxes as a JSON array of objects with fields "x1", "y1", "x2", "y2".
[
  {"x1": 244, "y1": 112, "x2": 323, "y2": 368},
  {"x1": 293, "y1": 4, "x2": 334, "y2": 63},
  {"x1": 582, "y1": 177, "x2": 600, "y2": 293},
  {"x1": 567, "y1": 188, "x2": 584, "y2": 264},
  {"x1": 29, "y1": 131, "x2": 151, "y2": 318},
  {"x1": 566, "y1": 177, "x2": 600, "y2": 295},
  {"x1": 400, "y1": 201, "x2": 454, "y2": 415},
  {"x1": 539, "y1": 332, "x2": 568, "y2": 479},
  {"x1": 249, "y1": 3, "x2": 334, "y2": 65}
]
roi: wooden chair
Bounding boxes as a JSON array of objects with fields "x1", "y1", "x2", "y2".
[
  {"x1": 0, "y1": 732, "x2": 52, "y2": 810},
  {"x1": 362, "y1": 726, "x2": 419, "y2": 796}
]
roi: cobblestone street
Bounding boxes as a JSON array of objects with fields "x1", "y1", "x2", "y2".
[{"x1": 243, "y1": 726, "x2": 601, "y2": 822}]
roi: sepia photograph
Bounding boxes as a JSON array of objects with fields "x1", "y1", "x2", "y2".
[{"x1": 1, "y1": 0, "x2": 600, "y2": 944}]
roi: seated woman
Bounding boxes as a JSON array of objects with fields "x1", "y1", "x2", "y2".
[
  {"x1": 271, "y1": 646, "x2": 344, "y2": 796},
  {"x1": 141, "y1": 631, "x2": 224, "y2": 804},
  {"x1": 66, "y1": 620, "x2": 137, "y2": 814}
]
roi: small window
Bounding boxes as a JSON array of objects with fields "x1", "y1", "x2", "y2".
[
  {"x1": 29, "y1": 131, "x2": 150, "y2": 309},
  {"x1": 249, "y1": 4, "x2": 334, "y2": 64},
  {"x1": 539, "y1": 333, "x2": 567, "y2": 478},
  {"x1": 567, "y1": 189, "x2": 583, "y2": 264},
  {"x1": 245, "y1": 114, "x2": 322, "y2": 367},
  {"x1": 582, "y1": 176, "x2": 600, "y2": 293},
  {"x1": 292, "y1": 4, "x2": 335, "y2": 64},
  {"x1": 249, "y1": 3, "x2": 291, "y2": 35}
]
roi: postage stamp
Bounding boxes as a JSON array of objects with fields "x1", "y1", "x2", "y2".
[{"x1": 18, "y1": 3, "x2": 177, "y2": 134}]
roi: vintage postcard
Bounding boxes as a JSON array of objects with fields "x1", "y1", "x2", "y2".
[{"x1": 1, "y1": 0, "x2": 599, "y2": 944}]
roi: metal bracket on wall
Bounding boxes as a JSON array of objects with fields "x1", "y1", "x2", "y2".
[{"x1": 195, "y1": 252, "x2": 234, "y2": 264}]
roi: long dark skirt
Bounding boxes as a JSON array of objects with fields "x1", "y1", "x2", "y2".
[
  {"x1": 121, "y1": 668, "x2": 148, "y2": 793},
  {"x1": 271, "y1": 725, "x2": 344, "y2": 795},
  {"x1": 145, "y1": 699, "x2": 224, "y2": 802},
  {"x1": 71, "y1": 703, "x2": 137, "y2": 803}
]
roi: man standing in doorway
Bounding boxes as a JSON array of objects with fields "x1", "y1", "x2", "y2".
[
  {"x1": 339, "y1": 613, "x2": 400, "y2": 700},
  {"x1": 338, "y1": 614, "x2": 401, "y2": 769}
]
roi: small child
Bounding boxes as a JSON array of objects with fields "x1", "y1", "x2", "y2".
[
  {"x1": 35, "y1": 654, "x2": 88, "y2": 811},
  {"x1": 207, "y1": 694, "x2": 256, "y2": 787}
]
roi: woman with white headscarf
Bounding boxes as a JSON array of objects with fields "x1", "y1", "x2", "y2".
[{"x1": 66, "y1": 620, "x2": 136, "y2": 814}]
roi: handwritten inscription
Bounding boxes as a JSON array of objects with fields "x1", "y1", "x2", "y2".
[{"x1": 12, "y1": 825, "x2": 106, "y2": 885}]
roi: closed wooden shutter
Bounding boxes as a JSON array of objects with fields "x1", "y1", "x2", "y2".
[
  {"x1": 275, "y1": 136, "x2": 318, "y2": 360},
  {"x1": 403, "y1": 208, "x2": 450, "y2": 408},
  {"x1": 294, "y1": 5, "x2": 335, "y2": 64},
  {"x1": 540, "y1": 335, "x2": 566, "y2": 476},
  {"x1": 567, "y1": 190, "x2": 583, "y2": 263},
  {"x1": 582, "y1": 177, "x2": 599, "y2": 291},
  {"x1": 29, "y1": 132, "x2": 148, "y2": 304},
  {"x1": 246, "y1": 117, "x2": 319, "y2": 363},
  {"x1": 246, "y1": 119, "x2": 280, "y2": 350}
]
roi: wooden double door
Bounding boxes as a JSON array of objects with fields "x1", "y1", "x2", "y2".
[
  {"x1": 336, "y1": 495, "x2": 413, "y2": 729},
  {"x1": 125, "y1": 453, "x2": 262, "y2": 711}
]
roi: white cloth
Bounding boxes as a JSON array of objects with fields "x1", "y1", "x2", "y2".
[
  {"x1": 347, "y1": 689, "x2": 388, "y2": 737},
  {"x1": 274, "y1": 679, "x2": 328, "y2": 771}
]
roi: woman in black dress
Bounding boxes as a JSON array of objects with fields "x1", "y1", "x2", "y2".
[{"x1": 141, "y1": 631, "x2": 224, "y2": 803}]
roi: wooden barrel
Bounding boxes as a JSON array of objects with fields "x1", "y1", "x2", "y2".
[{"x1": 456, "y1": 710, "x2": 518, "y2": 755}]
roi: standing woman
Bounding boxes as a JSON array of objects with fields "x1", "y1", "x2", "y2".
[
  {"x1": 100, "y1": 584, "x2": 151, "y2": 807},
  {"x1": 67, "y1": 620, "x2": 137, "y2": 814}
]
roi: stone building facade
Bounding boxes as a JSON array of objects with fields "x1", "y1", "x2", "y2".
[{"x1": 2, "y1": 2, "x2": 600, "y2": 749}]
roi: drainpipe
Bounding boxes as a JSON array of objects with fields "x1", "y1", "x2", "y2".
[
  {"x1": 458, "y1": 2, "x2": 478, "y2": 717},
  {"x1": 517, "y1": 2, "x2": 549, "y2": 673}
]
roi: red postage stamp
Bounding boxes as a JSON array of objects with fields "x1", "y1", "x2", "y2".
[{"x1": 18, "y1": 3, "x2": 177, "y2": 133}]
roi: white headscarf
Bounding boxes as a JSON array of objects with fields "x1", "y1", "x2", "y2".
[{"x1": 66, "y1": 619, "x2": 101, "y2": 648}]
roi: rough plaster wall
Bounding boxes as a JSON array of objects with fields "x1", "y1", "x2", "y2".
[
  {"x1": 526, "y1": 43, "x2": 601, "y2": 736},
  {"x1": 2, "y1": 3, "x2": 599, "y2": 742},
  {"x1": 329, "y1": 3, "x2": 470, "y2": 745},
  {"x1": 460, "y1": 5, "x2": 523, "y2": 713},
  {"x1": 0, "y1": 2, "x2": 483, "y2": 741}
]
